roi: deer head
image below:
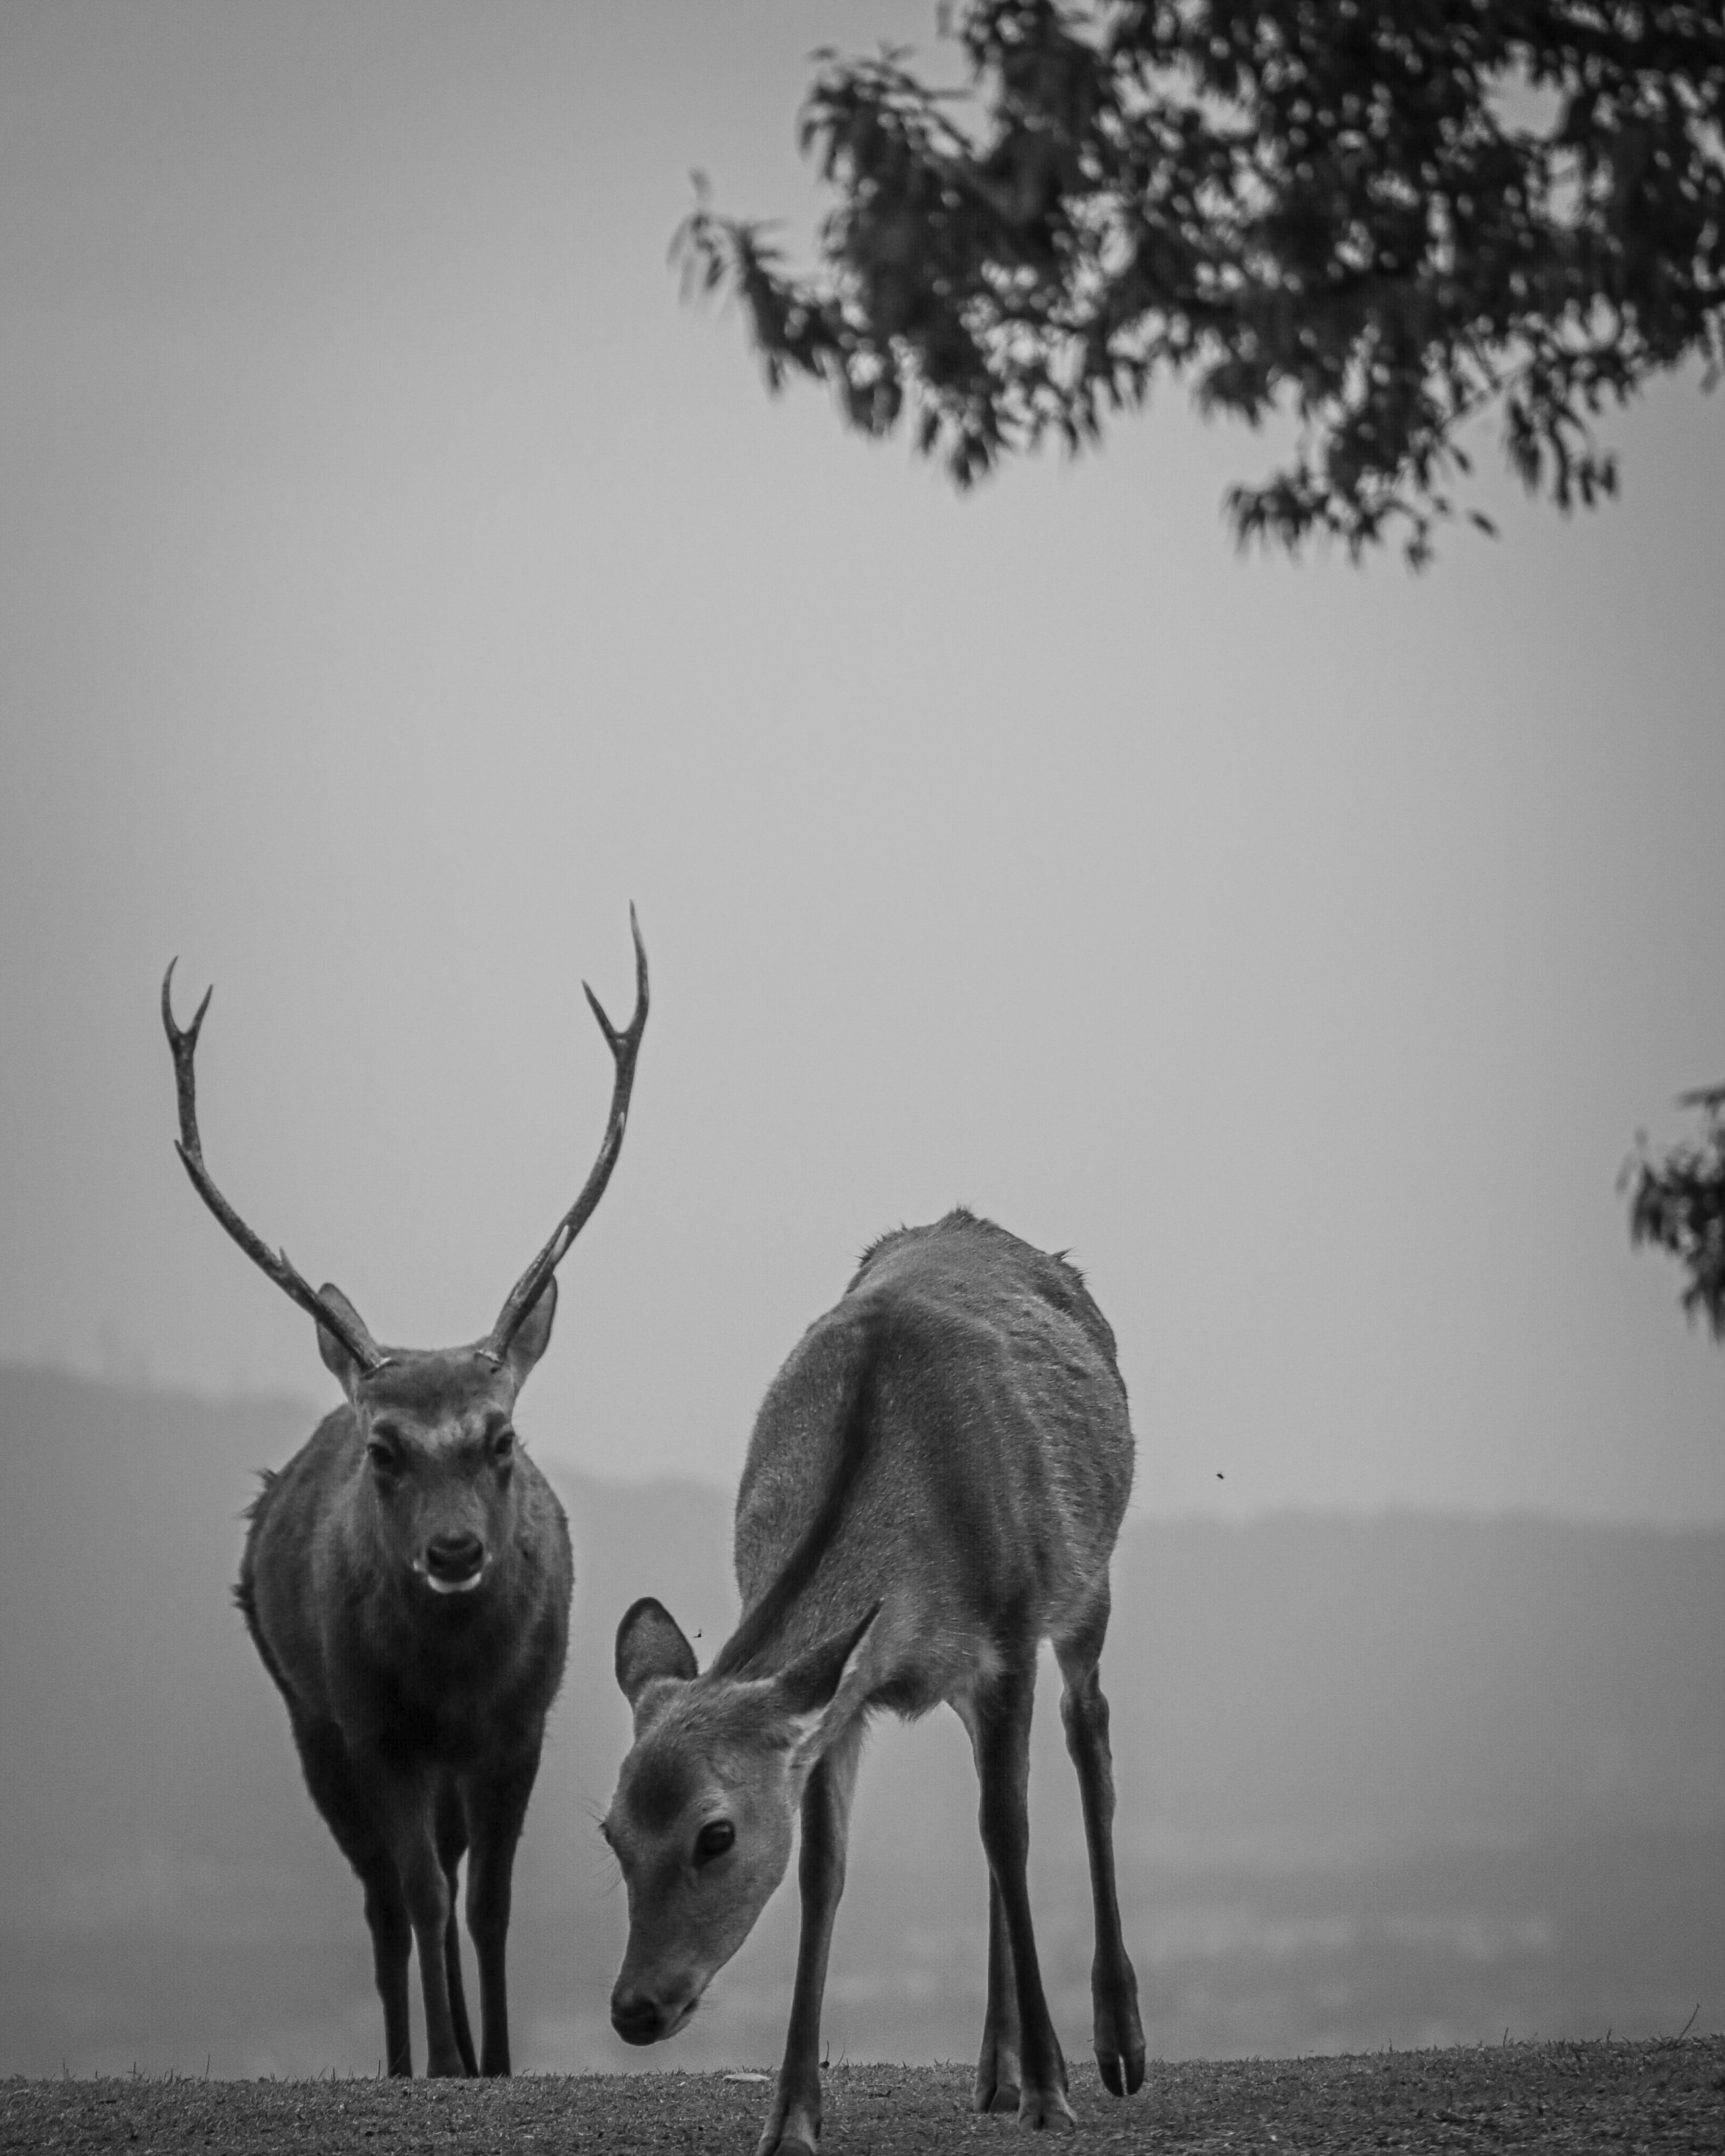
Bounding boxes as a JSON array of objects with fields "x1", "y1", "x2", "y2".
[
  {"x1": 602, "y1": 1596, "x2": 876, "y2": 2043},
  {"x1": 161, "y1": 913, "x2": 648, "y2": 1604},
  {"x1": 312, "y1": 1285, "x2": 558, "y2": 1598}
]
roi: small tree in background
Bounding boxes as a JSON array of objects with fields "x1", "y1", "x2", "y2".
[
  {"x1": 1628, "y1": 1088, "x2": 1725, "y2": 1340},
  {"x1": 678, "y1": 0, "x2": 1724, "y2": 564}
]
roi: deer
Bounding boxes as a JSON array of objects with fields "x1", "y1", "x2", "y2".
[
  {"x1": 160, "y1": 912, "x2": 648, "y2": 2078},
  {"x1": 602, "y1": 1207, "x2": 1145, "y2": 2152}
]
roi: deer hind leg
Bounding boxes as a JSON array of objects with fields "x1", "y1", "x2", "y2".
[
  {"x1": 288, "y1": 1715, "x2": 413, "y2": 2076},
  {"x1": 1055, "y1": 1600, "x2": 1145, "y2": 2099},
  {"x1": 964, "y1": 1663, "x2": 1073, "y2": 2134},
  {"x1": 435, "y1": 1775, "x2": 478, "y2": 2077},
  {"x1": 757, "y1": 1716, "x2": 864, "y2": 2156},
  {"x1": 462, "y1": 1742, "x2": 544, "y2": 2078}
]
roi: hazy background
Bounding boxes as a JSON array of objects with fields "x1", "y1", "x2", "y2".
[
  {"x1": 7, "y1": 1370, "x2": 1722, "y2": 2076},
  {"x1": 3, "y1": 0, "x2": 1723, "y2": 2080}
]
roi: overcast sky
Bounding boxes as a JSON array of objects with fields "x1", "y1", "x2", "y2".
[{"x1": 4, "y1": 3, "x2": 1723, "y2": 1524}]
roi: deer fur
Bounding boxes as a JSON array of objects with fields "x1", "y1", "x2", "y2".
[
  {"x1": 162, "y1": 915, "x2": 646, "y2": 2074},
  {"x1": 237, "y1": 1286, "x2": 572, "y2": 2076},
  {"x1": 604, "y1": 1208, "x2": 1144, "y2": 2150}
]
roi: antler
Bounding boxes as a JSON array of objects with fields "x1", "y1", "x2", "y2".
[
  {"x1": 161, "y1": 962, "x2": 387, "y2": 1374},
  {"x1": 483, "y1": 906, "x2": 650, "y2": 1362}
]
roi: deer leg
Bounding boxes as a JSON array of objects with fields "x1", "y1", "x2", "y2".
[
  {"x1": 362, "y1": 1876, "x2": 414, "y2": 2076},
  {"x1": 969, "y1": 1665, "x2": 1072, "y2": 2134},
  {"x1": 435, "y1": 1776, "x2": 478, "y2": 2077},
  {"x1": 372, "y1": 1763, "x2": 466, "y2": 2077},
  {"x1": 462, "y1": 1745, "x2": 542, "y2": 2078},
  {"x1": 288, "y1": 1716, "x2": 414, "y2": 2075},
  {"x1": 1055, "y1": 1611, "x2": 1145, "y2": 2099},
  {"x1": 952, "y1": 1699, "x2": 1021, "y2": 2113},
  {"x1": 976, "y1": 1871, "x2": 1026, "y2": 2113},
  {"x1": 757, "y1": 1718, "x2": 864, "y2": 2156}
]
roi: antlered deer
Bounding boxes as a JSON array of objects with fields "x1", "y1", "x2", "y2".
[
  {"x1": 604, "y1": 1209, "x2": 1144, "y2": 2150},
  {"x1": 161, "y1": 913, "x2": 648, "y2": 2077}
]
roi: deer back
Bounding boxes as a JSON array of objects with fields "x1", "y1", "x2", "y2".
[{"x1": 726, "y1": 1207, "x2": 1132, "y2": 1706}]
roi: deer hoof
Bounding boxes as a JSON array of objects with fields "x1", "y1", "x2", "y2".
[
  {"x1": 756, "y1": 2099, "x2": 820, "y2": 2156},
  {"x1": 974, "y1": 2035, "x2": 1023, "y2": 2115},
  {"x1": 974, "y1": 2078, "x2": 1020, "y2": 2115},
  {"x1": 1093, "y1": 1980, "x2": 1145, "y2": 2097},
  {"x1": 1096, "y1": 2044, "x2": 1146, "y2": 2097},
  {"x1": 1016, "y1": 2087, "x2": 1076, "y2": 2133}
]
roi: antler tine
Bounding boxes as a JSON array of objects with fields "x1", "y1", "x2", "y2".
[
  {"x1": 160, "y1": 961, "x2": 386, "y2": 1374},
  {"x1": 486, "y1": 908, "x2": 650, "y2": 1361}
]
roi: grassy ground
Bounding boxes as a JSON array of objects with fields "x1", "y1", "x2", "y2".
[{"x1": 4, "y1": 2041, "x2": 1721, "y2": 2155}]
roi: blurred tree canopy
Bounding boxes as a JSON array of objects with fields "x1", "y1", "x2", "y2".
[
  {"x1": 679, "y1": 0, "x2": 1724, "y2": 562},
  {"x1": 1628, "y1": 1089, "x2": 1725, "y2": 1341}
]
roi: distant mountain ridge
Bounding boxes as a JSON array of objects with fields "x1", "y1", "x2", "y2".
[{"x1": 3, "y1": 1365, "x2": 1721, "y2": 2075}]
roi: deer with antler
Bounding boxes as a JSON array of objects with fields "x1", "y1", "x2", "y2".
[
  {"x1": 603, "y1": 1209, "x2": 1145, "y2": 2151},
  {"x1": 161, "y1": 913, "x2": 648, "y2": 2078}
]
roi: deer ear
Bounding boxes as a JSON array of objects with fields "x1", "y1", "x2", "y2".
[
  {"x1": 504, "y1": 1275, "x2": 557, "y2": 1385},
  {"x1": 615, "y1": 1596, "x2": 698, "y2": 1708},
  {"x1": 315, "y1": 1283, "x2": 373, "y2": 1399},
  {"x1": 774, "y1": 1601, "x2": 880, "y2": 1765}
]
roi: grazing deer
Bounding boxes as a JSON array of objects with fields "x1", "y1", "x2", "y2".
[
  {"x1": 604, "y1": 1208, "x2": 1144, "y2": 2150},
  {"x1": 161, "y1": 913, "x2": 648, "y2": 2078}
]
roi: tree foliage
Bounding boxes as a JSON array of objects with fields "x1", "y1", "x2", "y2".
[
  {"x1": 678, "y1": 1, "x2": 1725, "y2": 561},
  {"x1": 1627, "y1": 1087, "x2": 1725, "y2": 1341}
]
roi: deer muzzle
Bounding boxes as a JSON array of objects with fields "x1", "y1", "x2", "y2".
[
  {"x1": 420, "y1": 1530, "x2": 487, "y2": 1594},
  {"x1": 609, "y1": 1982, "x2": 697, "y2": 2046}
]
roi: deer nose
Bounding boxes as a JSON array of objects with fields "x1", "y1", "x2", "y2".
[
  {"x1": 424, "y1": 1531, "x2": 486, "y2": 1586},
  {"x1": 610, "y1": 1987, "x2": 665, "y2": 2046}
]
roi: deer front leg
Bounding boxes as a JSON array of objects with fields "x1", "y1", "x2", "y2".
[
  {"x1": 970, "y1": 1668, "x2": 1072, "y2": 2134},
  {"x1": 434, "y1": 1775, "x2": 478, "y2": 2077},
  {"x1": 462, "y1": 1744, "x2": 541, "y2": 2078},
  {"x1": 976, "y1": 1874, "x2": 1023, "y2": 2113},
  {"x1": 362, "y1": 1875, "x2": 414, "y2": 2076},
  {"x1": 952, "y1": 1696, "x2": 1022, "y2": 2115},
  {"x1": 1056, "y1": 1628, "x2": 1144, "y2": 2099},
  {"x1": 373, "y1": 1763, "x2": 467, "y2": 2077},
  {"x1": 287, "y1": 1716, "x2": 415, "y2": 2075},
  {"x1": 758, "y1": 1720, "x2": 863, "y2": 2156}
]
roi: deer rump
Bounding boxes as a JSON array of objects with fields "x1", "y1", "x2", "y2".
[{"x1": 606, "y1": 1208, "x2": 1145, "y2": 2153}]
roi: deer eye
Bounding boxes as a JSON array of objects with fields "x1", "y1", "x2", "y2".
[
  {"x1": 490, "y1": 1425, "x2": 517, "y2": 1462},
  {"x1": 694, "y1": 1819, "x2": 734, "y2": 1864},
  {"x1": 365, "y1": 1436, "x2": 400, "y2": 1475}
]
